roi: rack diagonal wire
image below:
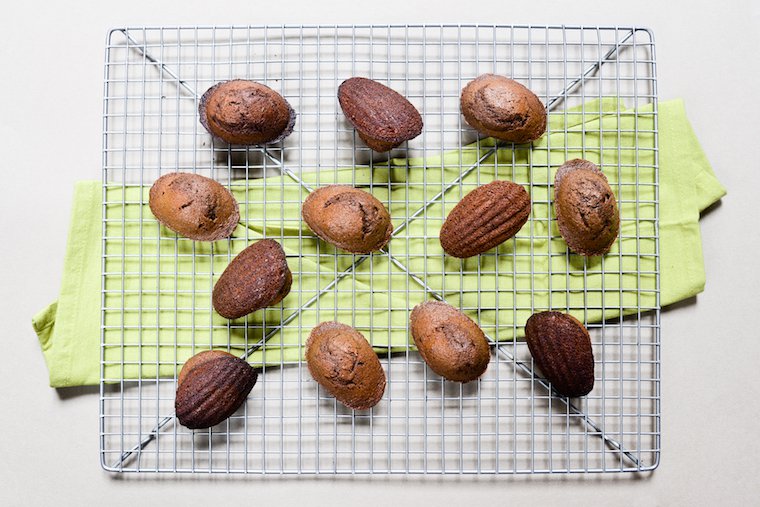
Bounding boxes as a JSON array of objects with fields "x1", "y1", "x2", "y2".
[{"x1": 100, "y1": 25, "x2": 660, "y2": 474}]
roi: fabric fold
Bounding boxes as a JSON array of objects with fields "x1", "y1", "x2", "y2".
[{"x1": 33, "y1": 181, "x2": 102, "y2": 387}]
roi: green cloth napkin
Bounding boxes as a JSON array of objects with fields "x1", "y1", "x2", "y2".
[{"x1": 32, "y1": 99, "x2": 726, "y2": 388}]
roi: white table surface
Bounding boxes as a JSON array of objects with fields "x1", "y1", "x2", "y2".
[{"x1": 2, "y1": 1, "x2": 759, "y2": 505}]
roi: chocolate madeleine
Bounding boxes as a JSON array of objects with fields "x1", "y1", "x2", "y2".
[
  {"x1": 175, "y1": 350, "x2": 257, "y2": 429},
  {"x1": 460, "y1": 74, "x2": 546, "y2": 143},
  {"x1": 212, "y1": 239, "x2": 292, "y2": 319},
  {"x1": 439, "y1": 180, "x2": 531, "y2": 258},
  {"x1": 525, "y1": 311, "x2": 595, "y2": 397},
  {"x1": 302, "y1": 185, "x2": 393, "y2": 254},
  {"x1": 306, "y1": 322, "x2": 386, "y2": 410},
  {"x1": 149, "y1": 172, "x2": 239, "y2": 241},
  {"x1": 338, "y1": 77, "x2": 423, "y2": 152},
  {"x1": 554, "y1": 159, "x2": 620, "y2": 256},
  {"x1": 199, "y1": 79, "x2": 295, "y2": 145},
  {"x1": 410, "y1": 301, "x2": 490, "y2": 382}
]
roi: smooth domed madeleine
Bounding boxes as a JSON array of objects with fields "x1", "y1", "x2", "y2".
[
  {"x1": 199, "y1": 79, "x2": 295, "y2": 145},
  {"x1": 338, "y1": 77, "x2": 423, "y2": 152},
  {"x1": 212, "y1": 239, "x2": 292, "y2": 319},
  {"x1": 149, "y1": 172, "x2": 239, "y2": 241},
  {"x1": 302, "y1": 185, "x2": 393, "y2": 254},
  {"x1": 410, "y1": 301, "x2": 490, "y2": 382},
  {"x1": 461, "y1": 74, "x2": 546, "y2": 143},
  {"x1": 554, "y1": 159, "x2": 620, "y2": 256},
  {"x1": 175, "y1": 350, "x2": 257, "y2": 429},
  {"x1": 306, "y1": 322, "x2": 386, "y2": 410},
  {"x1": 439, "y1": 180, "x2": 531, "y2": 258},
  {"x1": 525, "y1": 311, "x2": 595, "y2": 397}
]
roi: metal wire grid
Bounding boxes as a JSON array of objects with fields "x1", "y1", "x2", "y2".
[{"x1": 100, "y1": 25, "x2": 659, "y2": 474}]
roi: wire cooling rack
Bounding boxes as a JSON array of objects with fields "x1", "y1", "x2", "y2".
[{"x1": 100, "y1": 25, "x2": 660, "y2": 474}]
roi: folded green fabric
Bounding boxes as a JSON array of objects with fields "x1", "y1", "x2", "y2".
[{"x1": 32, "y1": 99, "x2": 726, "y2": 388}]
